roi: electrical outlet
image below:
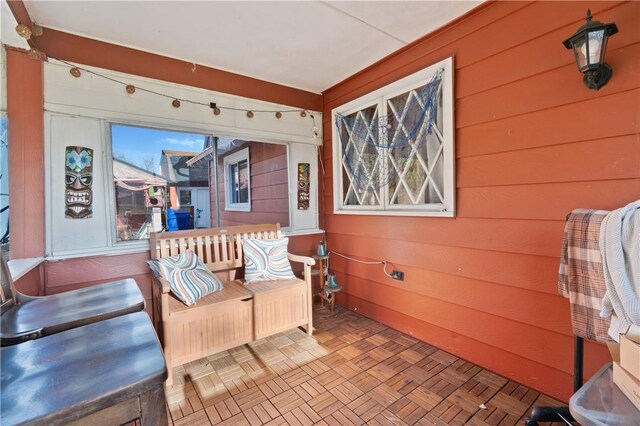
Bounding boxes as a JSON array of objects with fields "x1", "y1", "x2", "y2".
[{"x1": 390, "y1": 270, "x2": 404, "y2": 281}]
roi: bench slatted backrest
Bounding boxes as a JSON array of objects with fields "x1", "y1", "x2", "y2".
[{"x1": 150, "y1": 224, "x2": 282, "y2": 273}]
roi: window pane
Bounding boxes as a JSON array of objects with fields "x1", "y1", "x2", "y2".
[
  {"x1": 179, "y1": 190, "x2": 191, "y2": 205},
  {"x1": 386, "y1": 79, "x2": 444, "y2": 206},
  {"x1": 111, "y1": 125, "x2": 209, "y2": 240},
  {"x1": 229, "y1": 162, "x2": 239, "y2": 203},
  {"x1": 237, "y1": 160, "x2": 249, "y2": 203},
  {"x1": 339, "y1": 105, "x2": 381, "y2": 206},
  {"x1": 217, "y1": 140, "x2": 289, "y2": 227}
]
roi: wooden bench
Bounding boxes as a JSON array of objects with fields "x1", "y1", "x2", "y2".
[{"x1": 149, "y1": 223, "x2": 315, "y2": 385}]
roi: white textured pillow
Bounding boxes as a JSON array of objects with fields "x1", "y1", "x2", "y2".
[
  {"x1": 242, "y1": 238, "x2": 295, "y2": 283},
  {"x1": 147, "y1": 250, "x2": 223, "y2": 306}
]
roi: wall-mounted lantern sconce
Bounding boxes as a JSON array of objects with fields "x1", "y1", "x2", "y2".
[{"x1": 563, "y1": 9, "x2": 618, "y2": 90}]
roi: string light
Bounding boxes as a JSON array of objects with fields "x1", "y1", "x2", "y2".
[
  {"x1": 27, "y1": 49, "x2": 46, "y2": 61},
  {"x1": 6, "y1": 26, "x2": 320, "y2": 131},
  {"x1": 16, "y1": 22, "x2": 46, "y2": 62},
  {"x1": 32, "y1": 24, "x2": 43, "y2": 37},
  {"x1": 49, "y1": 58, "x2": 319, "y2": 133},
  {"x1": 15, "y1": 24, "x2": 32, "y2": 40}
]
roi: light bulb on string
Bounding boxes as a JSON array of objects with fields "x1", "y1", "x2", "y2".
[
  {"x1": 15, "y1": 24, "x2": 32, "y2": 40},
  {"x1": 32, "y1": 24, "x2": 43, "y2": 37},
  {"x1": 54, "y1": 58, "x2": 320, "y2": 123},
  {"x1": 27, "y1": 49, "x2": 46, "y2": 61}
]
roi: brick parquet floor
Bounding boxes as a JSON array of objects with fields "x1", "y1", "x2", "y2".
[{"x1": 166, "y1": 305, "x2": 564, "y2": 425}]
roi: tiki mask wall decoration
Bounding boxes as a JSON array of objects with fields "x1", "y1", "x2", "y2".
[
  {"x1": 65, "y1": 146, "x2": 93, "y2": 218},
  {"x1": 297, "y1": 163, "x2": 310, "y2": 210}
]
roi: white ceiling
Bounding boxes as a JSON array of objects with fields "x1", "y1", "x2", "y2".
[{"x1": 22, "y1": 1, "x2": 481, "y2": 93}]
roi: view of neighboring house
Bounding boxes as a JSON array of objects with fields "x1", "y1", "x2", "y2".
[
  {"x1": 213, "y1": 139, "x2": 290, "y2": 228},
  {"x1": 160, "y1": 149, "x2": 211, "y2": 229}
]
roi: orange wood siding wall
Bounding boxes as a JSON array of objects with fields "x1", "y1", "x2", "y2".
[
  {"x1": 212, "y1": 142, "x2": 290, "y2": 227},
  {"x1": 322, "y1": 0, "x2": 640, "y2": 402},
  {"x1": 6, "y1": 49, "x2": 45, "y2": 262},
  {"x1": 13, "y1": 265, "x2": 44, "y2": 296}
]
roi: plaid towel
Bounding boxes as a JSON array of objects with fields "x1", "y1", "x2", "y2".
[{"x1": 558, "y1": 209, "x2": 613, "y2": 343}]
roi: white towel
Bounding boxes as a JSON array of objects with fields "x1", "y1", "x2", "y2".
[{"x1": 599, "y1": 199, "x2": 640, "y2": 341}]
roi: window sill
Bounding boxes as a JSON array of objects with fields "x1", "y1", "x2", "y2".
[
  {"x1": 333, "y1": 208, "x2": 454, "y2": 218},
  {"x1": 282, "y1": 228, "x2": 325, "y2": 237},
  {"x1": 45, "y1": 229, "x2": 325, "y2": 260},
  {"x1": 8, "y1": 257, "x2": 45, "y2": 281},
  {"x1": 224, "y1": 206, "x2": 251, "y2": 212},
  {"x1": 46, "y1": 242, "x2": 150, "y2": 261}
]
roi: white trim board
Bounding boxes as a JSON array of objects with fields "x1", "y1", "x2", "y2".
[{"x1": 44, "y1": 61, "x2": 322, "y2": 145}]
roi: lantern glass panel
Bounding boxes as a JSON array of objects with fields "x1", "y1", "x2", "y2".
[
  {"x1": 583, "y1": 29, "x2": 605, "y2": 68},
  {"x1": 573, "y1": 36, "x2": 588, "y2": 71}
]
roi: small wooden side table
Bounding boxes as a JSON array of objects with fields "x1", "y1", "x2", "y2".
[
  {"x1": 313, "y1": 255, "x2": 340, "y2": 312},
  {"x1": 1, "y1": 312, "x2": 168, "y2": 425}
]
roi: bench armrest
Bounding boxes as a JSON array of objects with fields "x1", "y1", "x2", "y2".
[
  {"x1": 287, "y1": 253, "x2": 316, "y2": 267},
  {"x1": 153, "y1": 276, "x2": 171, "y2": 294}
]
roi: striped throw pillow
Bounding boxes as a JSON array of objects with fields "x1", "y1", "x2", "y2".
[
  {"x1": 242, "y1": 238, "x2": 295, "y2": 283},
  {"x1": 147, "y1": 250, "x2": 223, "y2": 306}
]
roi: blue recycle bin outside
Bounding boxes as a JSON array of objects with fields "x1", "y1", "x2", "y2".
[
  {"x1": 174, "y1": 210, "x2": 192, "y2": 230},
  {"x1": 166, "y1": 208, "x2": 178, "y2": 231}
]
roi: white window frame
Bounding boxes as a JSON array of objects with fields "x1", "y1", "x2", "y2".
[
  {"x1": 223, "y1": 147, "x2": 251, "y2": 212},
  {"x1": 43, "y1": 61, "x2": 323, "y2": 259},
  {"x1": 331, "y1": 56, "x2": 455, "y2": 217}
]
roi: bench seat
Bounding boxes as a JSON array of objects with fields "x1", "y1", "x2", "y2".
[
  {"x1": 167, "y1": 279, "x2": 252, "y2": 314},
  {"x1": 150, "y1": 224, "x2": 314, "y2": 385}
]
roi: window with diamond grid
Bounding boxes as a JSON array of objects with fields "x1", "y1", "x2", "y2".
[{"x1": 332, "y1": 57, "x2": 454, "y2": 216}]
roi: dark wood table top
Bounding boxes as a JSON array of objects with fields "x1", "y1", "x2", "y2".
[
  {"x1": 1, "y1": 278, "x2": 145, "y2": 345},
  {"x1": 1, "y1": 312, "x2": 167, "y2": 425}
]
